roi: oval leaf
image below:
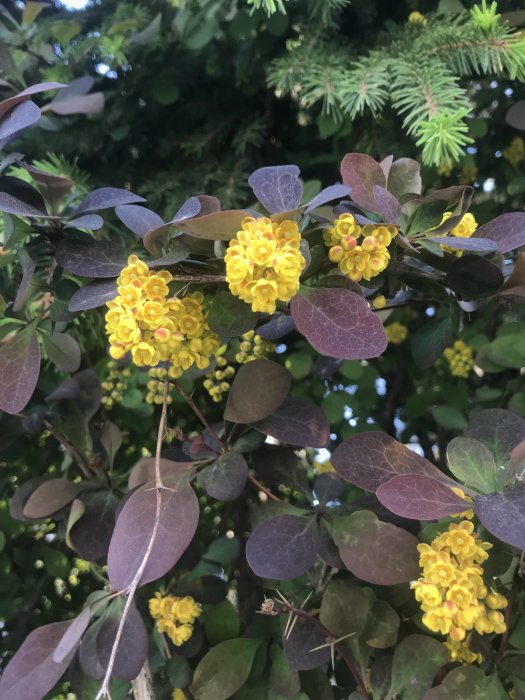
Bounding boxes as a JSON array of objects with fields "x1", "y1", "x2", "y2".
[
  {"x1": 23, "y1": 478, "x2": 84, "y2": 519},
  {"x1": 332, "y1": 510, "x2": 420, "y2": 585},
  {"x1": 474, "y1": 485, "x2": 525, "y2": 549},
  {"x1": 340, "y1": 153, "x2": 386, "y2": 213},
  {"x1": 97, "y1": 602, "x2": 148, "y2": 681},
  {"x1": 207, "y1": 291, "x2": 258, "y2": 337},
  {"x1": 447, "y1": 437, "x2": 498, "y2": 494},
  {"x1": 53, "y1": 607, "x2": 91, "y2": 663},
  {"x1": 248, "y1": 165, "x2": 302, "y2": 214},
  {"x1": 56, "y1": 239, "x2": 127, "y2": 278},
  {"x1": 473, "y1": 212, "x2": 525, "y2": 254},
  {"x1": 465, "y1": 408, "x2": 525, "y2": 465},
  {"x1": 332, "y1": 431, "x2": 452, "y2": 492},
  {"x1": 291, "y1": 287, "x2": 387, "y2": 360},
  {"x1": 191, "y1": 637, "x2": 262, "y2": 700},
  {"x1": 200, "y1": 452, "x2": 248, "y2": 501},
  {"x1": 246, "y1": 515, "x2": 318, "y2": 580},
  {"x1": 0, "y1": 620, "x2": 79, "y2": 700},
  {"x1": 175, "y1": 210, "x2": 248, "y2": 240},
  {"x1": 376, "y1": 475, "x2": 468, "y2": 520},
  {"x1": 76, "y1": 187, "x2": 145, "y2": 213},
  {"x1": 426, "y1": 235, "x2": 498, "y2": 252},
  {"x1": 224, "y1": 359, "x2": 291, "y2": 424},
  {"x1": 115, "y1": 204, "x2": 164, "y2": 237},
  {"x1": 282, "y1": 616, "x2": 330, "y2": 671},
  {"x1": 250, "y1": 396, "x2": 330, "y2": 448},
  {"x1": 68, "y1": 279, "x2": 118, "y2": 311},
  {"x1": 42, "y1": 332, "x2": 81, "y2": 373},
  {"x1": 0, "y1": 325, "x2": 40, "y2": 414},
  {"x1": 107, "y1": 478, "x2": 199, "y2": 590}
]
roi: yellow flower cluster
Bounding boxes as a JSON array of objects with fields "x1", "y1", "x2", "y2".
[
  {"x1": 437, "y1": 212, "x2": 478, "y2": 256},
  {"x1": 105, "y1": 256, "x2": 219, "y2": 378},
  {"x1": 149, "y1": 593, "x2": 202, "y2": 647},
  {"x1": 503, "y1": 137, "x2": 525, "y2": 167},
  {"x1": 225, "y1": 217, "x2": 305, "y2": 314},
  {"x1": 203, "y1": 355, "x2": 236, "y2": 403},
  {"x1": 443, "y1": 340, "x2": 474, "y2": 378},
  {"x1": 101, "y1": 361, "x2": 130, "y2": 409},
  {"x1": 385, "y1": 322, "x2": 407, "y2": 345},
  {"x1": 235, "y1": 330, "x2": 275, "y2": 364},
  {"x1": 437, "y1": 160, "x2": 453, "y2": 177},
  {"x1": 146, "y1": 367, "x2": 173, "y2": 405},
  {"x1": 408, "y1": 10, "x2": 427, "y2": 24},
  {"x1": 412, "y1": 515, "x2": 508, "y2": 663},
  {"x1": 324, "y1": 214, "x2": 397, "y2": 282}
]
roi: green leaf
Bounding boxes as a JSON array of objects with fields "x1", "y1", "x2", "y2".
[
  {"x1": 431, "y1": 406, "x2": 467, "y2": 430},
  {"x1": 339, "y1": 360, "x2": 363, "y2": 381},
  {"x1": 203, "y1": 600, "x2": 241, "y2": 645},
  {"x1": 424, "y1": 667, "x2": 507, "y2": 699},
  {"x1": 166, "y1": 655, "x2": 192, "y2": 688},
  {"x1": 321, "y1": 392, "x2": 348, "y2": 423},
  {"x1": 407, "y1": 200, "x2": 448, "y2": 236},
  {"x1": 446, "y1": 437, "x2": 497, "y2": 493},
  {"x1": 486, "y1": 334, "x2": 525, "y2": 369},
  {"x1": 284, "y1": 351, "x2": 313, "y2": 379},
  {"x1": 319, "y1": 579, "x2": 369, "y2": 640},
  {"x1": 269, "y1": 643, "x2": 301, "y2": 698},
  {"x1": 191, "y1": 637, "x2": 262, "y2": 700},
  {"x1": 362, "y1": 598, "x2": 399, "y2": 649},
  {"x1": 388, "y1": 635, "x2": 448, "y2": 700},
  {"x1": 100, "y1": 420, "x2": 123, "y2": 470},
  {"x1": 410, "y1": 314, "x2": 456, "y2": 369},
  {"x1": 207, "y1": 291, "x2": 258, "y2": 337}
]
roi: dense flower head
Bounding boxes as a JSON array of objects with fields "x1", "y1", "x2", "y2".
[
  {"x1": 149, "y1": 593, "x2": 201, "y2": 647},
  {"x1": 412, "y1": 512, "x2": 508, "y2": 664},
  {"x1": 235, "y1": 330, "x2": 275, "y2": 364},
  {"x1": 324, "y1": 214, "x2": 397, "y2": 282},
  {"x1": 436, "y1": 212, "x2": 478, "y2": 256},
  {"x1": 385, "y1": 322, "x2": 408, "y2": 345},
  {"x1": 225, "y1": 217, "x2": 305, "y2": 313},
  {"x1": 443, "y1": 340, "x2": 474, "y2": 378},
  {"x1": 146, "y1": 367, "x2": 173, "y2": 405},
  {"x1": 408, "y1": 10, "x2": 427, "y2": 24},
  {"x1": 105, "y1": 255, "x2": 219, "y2": 377},
  {"x1": 503, "y1": 136, "x2": 525, "y2": 166},
  {"x1": 101, "y1": 360, "x2": 130, "y2": 409}
]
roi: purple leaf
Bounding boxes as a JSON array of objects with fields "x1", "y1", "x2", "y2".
[
  {"x1": 76, "y1": 187, "x2": 145, "y2": 213},
  {"x1": 0, "y1": 189, "x2": 47, "y2": 217},
  {"x1": 52, "y1": 76, "x2": 95, "y2": 99},
  {"x1": 200, "y1": 452, "x2": 248, "y2": 501},
  {"x1": 0, "y1": 100, "x2": 40, "y2": 140},
  {"x1": 376, "y1": 475, "x2": 468, "y2": 520},
  {"x1": 23, "y1": 478, "x2": 84, "y2": 519},
  {"x1": 506, "y1": 100, "x2": 525, "y2": 130},
  {"x1": 0, "y1": 620, "x2": 79, "y2": 700},
  {"x1": 107, "y1": 478, "x2": 199, "y2": 590},
  {"x1": 46, "y1": 92, "x2": 104, "y2": 116},
  {"x1": 42, "y1": 332, "x2": 81, "y2": 373},
  {"x1": 65, "y1": 214, "x2": 104, "y2": 231},
  {"x1": 256, "y1": 314, "x2": 295, "y2": 340},
  {"x1": 304, "y1": 183, "x2": 351, "y2": 213},
  {"x1": 314, "y1": 473, "x2": 345, "y2": 504},
  {"x1": 290, "y1": 287, "x2": 387, "y2": 360},
  {"x1": 283, "y1": 616, "x2": 331, "y2": 671},
  {"x1": 340, "y1": 153, "x2": 386, "y2": 213},
  {"x1": 0, "y1": 175, "x2": 47, "y2": 214},
  {"x1": 148, "y1": 248, "x2": 189, "y2": 267},
  {"x1": 69, "y1": 490, "x2": 119, "y2": 561},
  {"x1": 248, "y1": 165, "x2": 302, "y2": 213},
  {"x1": 332, "y1": 510, "x2": 420, "y2": 585},
  {"x1": 56, "y1": 239, "x2": 127, "y2": 278},
  {"x1": 13, "y1": 249, "x2": 35, "y2": 311},
  {"x1": 372, "y1": 185, "x2": 402, "y2": 223},
  {"x1": 246, "y1": 515, "x2": 318, "y2": 580},
  {"x1": 250, "y1": 396, "x2": 330, "y2": 448},
  {"x1": 0, "y1": 325, "x2": 40, "y2": 414},
  {"x1": 194, "y1": 194, "x2": 221, "y2": 216},
  {"x1": 474, "y1": 486, "x2": 525, "y2": 549},
  {"x1": 115, "y1": 204, "x2": 164, "y2": 237},
  {"x1": 97, "y1": 602, "x2": 148, "y2": 681},
  {"x1": 387, "y1": 158, "x2": 422, "y2": 198},
  {"x1": 332, "y1": 431, "x2": 452, "y2": 492},
  {"x1": 426, "y1": 235, "x2": 498, "y2": 252},
  {"x1": 68, "y1": 279, "x2": 118, "y2": 311},
  {"x1": 53, "y1": 608, "x2": 91, "y2": 663},
  {"x1": 473, "y1": 213, "x2": 525, "y2": 254},
  {"x1": 173, "y1": 196, "x2": 202, "y2": 221},
  {"x1": 224, "y1": 359, "x2": 291, "y2": 424},
  {"x1": 128, "y1": 457, "x2": 195, "y2": 490},
  {"x1": 174, "y1": 210, "x2": 248, "y2": 240},
  {"x1": 0, "y1": 81, "x2": 65, "y2": 120},
  {"x1": 465, "y1": 408, "x2": 525, "y2": 465}
]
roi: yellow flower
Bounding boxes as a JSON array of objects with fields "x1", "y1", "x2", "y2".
[
  {"x1": 117, "y1": 284, "x2": 142, "y2": 308},
  {"x1": 225, "y1": 217, "x2": 305, "y2": 313},
  {"x1": 435, "y1": 212, "x2": 478, "y2": 256},
  {"x1": 373, "y1": 294, "x2": 386, "y2": 309},
  {"x1": 486, "y1": 592, "x2": 508, "y2": 610},
  {"x1": 408, "y1": 10, "x2": 427, "y2": 25},
  {"x1": 413, "y1": 582, "x2": 442, "y2": 609},
  {"x1": 503, "y1": 137, "x2": 525, "y2": 166},
  {"x1": 131, "y1": 342, "x2": 158, "y2": 367},
  {"x1": 173, "y1": 596, "x2": 202, "y2": 624},
  {"x1": 443, "y1": 340, "x2": 474, "y2": 378},
  {"x1": 173, "y1": 690, "x2": 186, "y2": 700},
  {"x1": 143, "y1": 274, "x2": 171, "y2": 299},
  {"x1": 446, "y1": 584, "x2": 473, "y2": 610},
  {"x1": 171, "y1": 624, "x2": 194, "y2": 646},
  {"x1": 385, "y1": 322, "x2": 407, "y2": 345}
]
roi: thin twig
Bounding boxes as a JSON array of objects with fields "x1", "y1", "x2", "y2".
[
  {"x1": 247, "y1": 473, "x2": 282, "y2": 503},
  {"x1": 95, "y1": 381, "x2": 170, "y2": 699},
  {"x1": 43, "y1": 420, "x2": 92, "y2": 480},
  {"x1": 174, "y1": 380, "x2": 223, "y2": 445}
]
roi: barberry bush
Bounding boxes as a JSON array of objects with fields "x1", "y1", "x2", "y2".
[{"x1": 1, "y1": 3, "x2": 525, "y2": 700}]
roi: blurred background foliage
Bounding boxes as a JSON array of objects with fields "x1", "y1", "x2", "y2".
[{"x1": 1, "y1": 0, "x2": 525, "y2": 697}]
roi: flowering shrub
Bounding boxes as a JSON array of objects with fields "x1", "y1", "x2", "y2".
[{"x1": 2, "y1": 85, "x2": 525, "y2": 700}]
